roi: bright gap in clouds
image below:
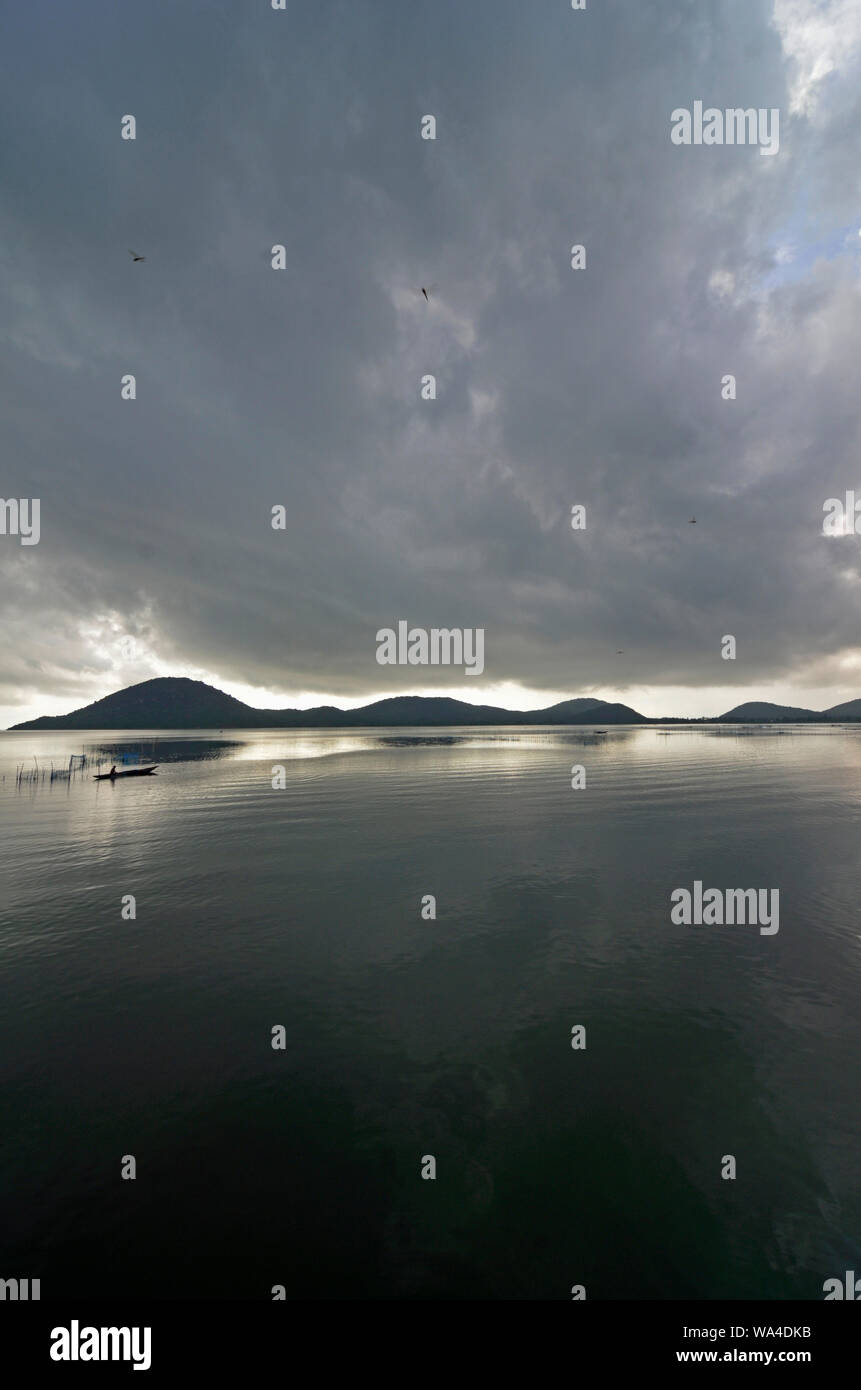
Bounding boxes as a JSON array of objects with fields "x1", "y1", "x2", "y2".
[{"x1": 772, "y1": 0, "x2": 861, "y2": 116}]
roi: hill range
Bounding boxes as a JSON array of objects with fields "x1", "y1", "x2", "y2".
[{"x1": 8, "y1": 679, "x2": 861, "y2": 731}]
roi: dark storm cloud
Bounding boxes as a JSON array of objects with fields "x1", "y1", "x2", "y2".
[{"x1": 2, "y1": 0, "x2": 861, "y2": 716}]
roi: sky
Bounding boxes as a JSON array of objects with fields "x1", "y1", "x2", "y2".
[{"x1": 2, "y1": 0, "x2": 861, "y2": 726}]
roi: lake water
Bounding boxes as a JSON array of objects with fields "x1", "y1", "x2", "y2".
[{"x1": 1, "y1": 725, "x2": 859, "y2": 1300}]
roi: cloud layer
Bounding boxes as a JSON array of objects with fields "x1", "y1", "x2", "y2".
[{"x1": 2, "y1": 0, "x2": 861, "y2": 724}]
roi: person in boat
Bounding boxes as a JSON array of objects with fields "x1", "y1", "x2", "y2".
[{"x1": 109, "y1": 765, "x2": 117, "y2": 777}]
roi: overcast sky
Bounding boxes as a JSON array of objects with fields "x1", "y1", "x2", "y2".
[{"x1": 2, "y1": 0, "x2": 861, "y2": 726}]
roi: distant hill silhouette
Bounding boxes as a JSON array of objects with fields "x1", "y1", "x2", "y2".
[
  {"x1": 13, "y1": 677, "x2": 255, "y2": 730},
  {"x1": 717, "y1": 701, "x2": 819, "y2": 722},
  {"x1": 9, "y1": 677, "x2": 645, "y2": 730},
  {"x1": 9, "y1": 677, "x2": 861, "y2": 730},
  {"x1": 821, "y1": 698, "x2": 861, "y2": 719}
]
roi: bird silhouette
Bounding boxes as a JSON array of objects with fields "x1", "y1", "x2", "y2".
[
  {"x1": 689, "y1": 516, "x2": 696, "y2": 524},
  {"x1": 128, "y1": 249, "x2": 145, "y2": 262},
  {"x1": 616, "y1": 650, "x2": 624, "y2": 655}
]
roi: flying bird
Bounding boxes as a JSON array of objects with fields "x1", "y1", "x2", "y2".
[
  {"x1": 417, "y1": 283, "x2": 438, "y2": 302},
  {"x1": 128, "y1": 249, "x2": 145, "y2": 262},
  {"x1": 616, "y1": 650, "x2": 624, "y2": 655},
  {"x1": 689, "y1": 516, "x2": 696, "y2": 524}
]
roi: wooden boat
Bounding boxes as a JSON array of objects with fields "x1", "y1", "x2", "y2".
[{"x1": 94, "y1": 766, "x2": 158, "y2": 780}]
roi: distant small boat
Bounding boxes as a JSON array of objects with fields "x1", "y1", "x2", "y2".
[{"x1": 94, "y1": 766, "x2": 158, "y2": 780}]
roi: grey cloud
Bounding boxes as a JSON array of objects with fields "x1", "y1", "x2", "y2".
[{"x1": 2, "y1": 0, "x2": 861, "y2": 717}]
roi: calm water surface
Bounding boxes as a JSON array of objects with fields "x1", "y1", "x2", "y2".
[{"x1": 1, "y1": 725, "x2": 860, "y2": 1299}]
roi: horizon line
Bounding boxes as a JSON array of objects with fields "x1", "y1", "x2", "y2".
[{"x1": 6, "y1": 674, "x2": 861, "y2": 731}]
